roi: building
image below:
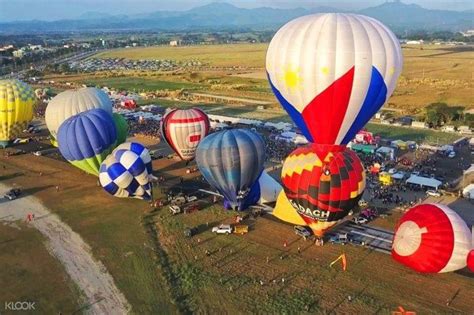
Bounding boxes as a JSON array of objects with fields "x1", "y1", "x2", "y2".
[
  {"x1": 169, "y1": 40, "x2": 179, "y2": 46},
  {"x1": 406, "y1": 40, "x2": 424, "y2": 45},
  {"x1": 12, "y1": 49, "x2": 25, "y2": 58}
]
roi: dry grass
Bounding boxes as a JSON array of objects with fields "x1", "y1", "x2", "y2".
[{"x1": 0, "y1": 223, "x2": 80, "y2": 313}]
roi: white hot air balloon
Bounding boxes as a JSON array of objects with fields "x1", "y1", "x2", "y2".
[
  {"x1": 45, "y1": 87, "x2": 113, "y2": 144},
  {"x1": 266, "y1": 13, "x2": 403, "y2": 145},
  {"x1": 392, "y1": 203, "x2": 474, "y2": 273}
]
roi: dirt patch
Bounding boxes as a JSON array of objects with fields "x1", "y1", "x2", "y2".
[{"x1": 0, "y1": 183, "x2": 131, "y2": 314}]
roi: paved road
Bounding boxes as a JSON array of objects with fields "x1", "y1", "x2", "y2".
[{"x1": 334, "y1": 221, "x2": 394, "y2": 254}]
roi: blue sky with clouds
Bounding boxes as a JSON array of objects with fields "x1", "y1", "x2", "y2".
[{"x1": 0, "y1": 0, "x2": 472, "y2": 22}]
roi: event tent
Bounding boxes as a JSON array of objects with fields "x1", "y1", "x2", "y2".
[{"x1": 406, "y1": 175, "x2": 442, "y2": 190}]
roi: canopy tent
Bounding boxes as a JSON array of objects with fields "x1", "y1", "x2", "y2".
[
  {"x1": 351, "y1": 144, "x2": 376, "y2": 154},
  {"x1": 391, "y1": 172, "x2": 405, "y2": 180},
  {"x1": 376, "y1": 146, "x2": 395, "y2": 160},
  {"x1": 406, "y1": 175, "x2": 442, "y2": 190}
]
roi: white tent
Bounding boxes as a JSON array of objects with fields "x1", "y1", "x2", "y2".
[
  {"x1": 462, "y1": 184, "x2": 474, "y2": 199},
  {"x1": 406, "y1": 175, "x2": 442, "y2": 190}
]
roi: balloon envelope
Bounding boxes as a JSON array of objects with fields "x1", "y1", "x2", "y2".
[
  {"x1": 266, "y1": 13, "x2": 402, "y2": 145},
  {"x1": 392, "y1": 203, "x2": 473, "y2": 273},
  {"x1": 196, "y1": 129, "x2": 265, "y2": 210},
  {"x1": 281, "y1": 144, "x2": 365, "y2": 236},
  {"x1": 45, "y1": 87, "x2": 112, "y2": 143},
  {"x1": 99, "y1": 142, "x2": 153, "y2": 200},
  {"x1": 57, "y1": 108, "x2": 117, "y2": 176},
  {"x1": 160, "y1": 108, "x2": 210, "y2": 161},
  {"x1": 0, "y1": 79, "x2": 35, "y2": 147},
  {"x1": 113, "y1": 113, "x2": 129, "y2": 145}
]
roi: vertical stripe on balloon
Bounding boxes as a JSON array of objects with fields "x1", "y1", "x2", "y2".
[
  {"x1": 341, "y1": 67, "x2": 388, "y2": 144},
  {"x1": 302, "y1": 67, "x2": 355, "y2": 144}
]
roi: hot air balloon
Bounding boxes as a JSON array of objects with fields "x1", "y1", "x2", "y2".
[
  {"x1": 112, "y1": 113, "x2": 129, "y2": 145},
  {"x1": 99, "y1": 142, "x2": 153, "y2": 200},
  {"x1": 57, "y1": 108, "x2": 117, "y2": 176},
  {"x1": 0, "y1": 79, "x2": 35, "y2": 148},
  {"x1": 266, "y1": 13, "x2": 402, "y2": 145},
  {"x1": 280, "y1": 144, "x2": 365, "y2": 236},
  {"x1": 392, "y1": 203, "x2": 474, "y2": 273},
  {"x1": 160, "y1": 108, "x2": 210, "y2": 161},
  {"x1": 196, "y1": 129, "x2": 264, "y2": 211},
  {"x1": 45, "y1": 87, "x2": 112, "y2": 145}
]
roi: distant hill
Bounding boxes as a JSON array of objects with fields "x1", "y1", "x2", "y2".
[
  {"x1": 359, "y1": 2, "x2": 473, "y2": 32},
  {"x1": 0, "y1": 1, "x2": 471, "y2": 34}
]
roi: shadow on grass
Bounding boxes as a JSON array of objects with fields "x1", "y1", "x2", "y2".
[{"x1": 0, "y1": 172, "x2": 24, "y2": 181}]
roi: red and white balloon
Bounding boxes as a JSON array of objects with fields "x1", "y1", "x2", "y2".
[
  {"x1": 392, "y1": 203, "x2": 473, "y2": 273},
  {"x1": 160, "y1": 108, "x2": 210, "y2": 161}
]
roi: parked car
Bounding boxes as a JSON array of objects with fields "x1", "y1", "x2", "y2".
[
  {"x1": 294, "y1": 225, "x2": 313, "y2": 240},
  {"x1": 184, "y1": 227, "x2": 198, "y2": 238},
  {"x1": 388, "y1": 168, "x2": 397, "y2": 174},
  {"x1": 426, "y1": 190, "x2": 441, "y2": 197},
  {"x1": 352, "y1": 217, "x2": 369, "y2": 225},
  {"x1": 360, "y1": 208, "x2": 378, "y2": 220},
  {"x1": 4, "y1": 188, "x2": 21, "y2": 200},
  {"x1": 448, "y1": 151, "x2": 456, "y2": 158},
  {"x1": 348, "y1": 234, "x2": 366, "y2": 246},
  {"x1": 169, "y1": 205, "x2": 182, "y2": 215},
  {"x1": 328, "y1": 233, "x2": 348, "y2": 245},
  {"x1": 212, "y1": 224, "x2": 232, "y2": 235},
  {"x1": 33, "y1": 151, "x2": 42, "y2": 156}
]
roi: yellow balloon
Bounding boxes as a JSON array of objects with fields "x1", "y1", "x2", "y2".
[{"x1": 0, "y1": 79, "x2": 35, "y2": 147}]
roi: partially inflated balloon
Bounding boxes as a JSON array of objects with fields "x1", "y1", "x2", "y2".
[
  {"x1": 113, "y1": 113, "x2": 129, "y2": 145},
  {"x1": 266, "y1": 13, "x2": 402, "y2": 145},
  {"x1": 99, "y1": 142, "x2": 153, "y2": 200},
  {"x1": 196, "y1": 129, "x2": 264, "y2": 211},
  {"x1": 160, "y1": 108, "x2": 210, "y2": 161},
  {"x1": 281, "y1": 144, "x2": 365, "y2": 236},
  {"x1": 57, "y1": 108, "x2": 117, "y2": 176},
  {"x1": 45, "y1": 87, "x2": 112, "y2": 144},
  {"x1": 392, "y1": 203, "x2": 473, "y2": 273},
  {"x1": 0, "y1": 79, "x2": 35, "y2": 148}
]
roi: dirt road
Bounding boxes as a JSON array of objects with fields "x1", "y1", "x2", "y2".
[{"x1": 0, "y1": 183, "x2": 131, "y2": 314}]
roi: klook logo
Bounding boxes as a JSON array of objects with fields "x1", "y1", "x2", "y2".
[{"x1": 5, "y1": 301, "x2": 36, "y2": 311}]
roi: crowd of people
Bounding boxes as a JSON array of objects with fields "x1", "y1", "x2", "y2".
[{"x1": 127, "y1": 118, "x2": 161, "y2": 139}]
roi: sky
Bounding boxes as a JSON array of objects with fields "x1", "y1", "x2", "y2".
[{"x1": 0, "y1": 0, "x2": 472, "y2": 22}]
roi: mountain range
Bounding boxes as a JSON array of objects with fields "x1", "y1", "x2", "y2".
[{"x1": 0, "y1": 1, "x2": 472, "y2": 34}]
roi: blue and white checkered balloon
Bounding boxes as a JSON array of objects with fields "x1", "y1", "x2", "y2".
[{"x1": 99, "y1": 142, "x2": 153, "y2": 200}]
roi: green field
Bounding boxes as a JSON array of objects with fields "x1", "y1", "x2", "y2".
[
  {"x1": 91, "y1": 44, "x2": 474, "y2": 111},
  {"x1": 0, "y1": 157, "x2": 177, "y2": 314},
  {"x1": 366, "y1": 123, "x2": 462, "y2": 144}
]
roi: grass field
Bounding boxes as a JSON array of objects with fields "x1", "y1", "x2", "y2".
[
  {"x1": 90, "y1": 44, "x2": 474, "y2": 111},
  {"x1": 95, "y1": 43, "x2": 268, "y2": 68},
  {"x1": 0, "y1": 156, "x2": 177, "y2": 314},
  {"x1": 0, "y1": 223, "x2": 80, "y2": 313},
  {"x1": 365, "y1": 123, "x2": 462, "y2": 144},
  {"x1": 1, "y1": 142, "x2": 473, "y2": 313}
]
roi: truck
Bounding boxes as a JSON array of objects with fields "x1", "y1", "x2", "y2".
[{"x1": 233, "y1": 225, "x2": 249, "y2": 235}]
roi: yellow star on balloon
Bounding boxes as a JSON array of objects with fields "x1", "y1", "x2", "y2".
[{"x1": 281, "y1": 66, "x2": 302, "y2": 90}]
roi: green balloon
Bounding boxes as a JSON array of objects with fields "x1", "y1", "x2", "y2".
[{"x1": 113, "y1": 113, "x2": 129, "y2": 145}]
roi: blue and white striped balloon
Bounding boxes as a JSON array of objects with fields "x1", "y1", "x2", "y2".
[{"x1": 99, "y1": 142, "x2": 153, "y2": 200}]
